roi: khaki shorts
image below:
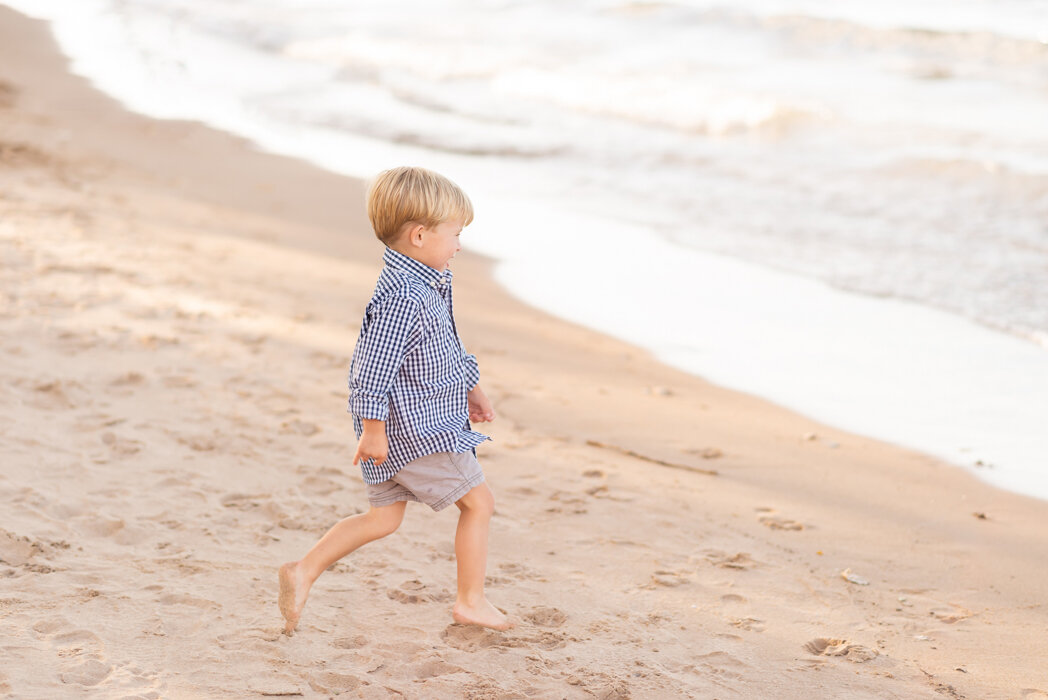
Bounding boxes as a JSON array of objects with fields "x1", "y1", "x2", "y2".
[{"x1": 365, "y1": 450, "x2": 485, "y2": 512}]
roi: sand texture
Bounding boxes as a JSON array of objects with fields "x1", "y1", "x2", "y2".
[{"x1": 2, "y1": 7, "x2": 1048, "y2": 699}]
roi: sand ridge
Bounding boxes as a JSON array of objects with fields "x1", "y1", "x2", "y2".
[{"x1": 3, "y1": 6, "x2": 1048, "y2": 698}]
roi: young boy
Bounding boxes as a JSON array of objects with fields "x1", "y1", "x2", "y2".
[{"x1": 278, "y1": 166, "x2": 513, "y2": 635}]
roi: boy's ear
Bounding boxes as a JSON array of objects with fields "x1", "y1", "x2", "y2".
[{"x1": 407, "y1": 223, "x2": 426, "y2": 248}]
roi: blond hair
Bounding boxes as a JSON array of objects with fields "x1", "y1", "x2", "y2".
[{"x1": 366, "y1": 166, "x2": 474, "y2": 244}]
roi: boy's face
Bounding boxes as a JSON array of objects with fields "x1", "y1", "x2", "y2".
[{"x1": 416, "y1": 219, "x2": 464, "y2": 272}]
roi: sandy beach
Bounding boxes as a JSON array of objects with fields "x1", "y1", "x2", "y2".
[{"x1": 2, "y1": 7, "x2": 1048, "y2": 698}]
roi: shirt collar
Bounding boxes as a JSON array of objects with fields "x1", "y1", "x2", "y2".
[{"x1": 383, "y1": 247, "x2": 453, "y2": 287}]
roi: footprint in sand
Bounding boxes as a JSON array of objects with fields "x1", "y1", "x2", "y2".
[
  {"x1": 706, "y1": 550, "x2": 759, "y2": 570},
  {"x1": 756, "y1": 507, "x2": 805, "y2": 531},
  {"x1": 547, "y1": 490, "x2": 588, "y2": 515},
  {"x1": 33, "y1": 618, "x2": 114, "y2": 687},
  {"x1": 484, "y1": 573, "x2": 514, "y2": 586},
  {"x1": 649, "y1": 570, "x2": 691, "y2": 587},
  {"x1": 512, "y1": 629, "x2": 570, "y2": 651},
  {"x1": 687, "y1": 651, "x2": 749, "y2": 681},
  {"x1": 308, "y1": 671, "x2": 363, "y2": 695},
  {"x1": 563, "y1": 672, "x2": 631, "y2": 700},
  {"x1": 584, "y1": 484, "x2": 613, "y2": 499},
  {"x1": 387, "y1": 579, "x2": 451, "y2": 604},
  {"x1": 59, "y1": 660, "x2": 113, "y2": 687},
  {"x1": 77, "y1": 514, "x2": 139, "y2": 544},
  {"x1": 0, "y1": 529, "x2": 45, "y2": 568},
  {"x1": 730, "y1": 617, "x2": 765, "y2": 632},
  {"x1": 0, "y1": 529, "x2": 69, "y2": 572},
  {"x1": 333, "y1": 634, "x2": 369, "y2": 650},
  {"x1": 411, "y1": 659, "x2": 466, "y2": 679},
  {"x1": 247, "y1": 674, "x2": 306, "y2": 697},
  {"x1": 440, "y1": 624, "x2": 505, "y2": 652},
  {"x1": 804, "y1": 637, "x2": 879, "y2": 663},
  {"x1": 930, "y1": 604, "x2": 973, "y2": 624},
  {"x1": 585, "y1": 619, "x2": 615, "y2": 636},
  {"x1": 496, "y1": 561, "x2": 543, "y2": 582},
  {"x1": 524, "y1": 606, "x2": 567, "y2": 628},
  {"x1": 32, "y1": 617, "x2": 71, "y2": 636},
  {"x1": 373, "y1": 638, "x2": 429, "y2": 664}
]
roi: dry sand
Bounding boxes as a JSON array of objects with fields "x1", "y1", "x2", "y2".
[{"x1": 2, "y1": 7, "x2": 1048, "y2": 699}]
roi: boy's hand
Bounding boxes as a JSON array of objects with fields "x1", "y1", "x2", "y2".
[
  {"x1": 468, "y1": 385, "x2": 496, "y2": 423},
  {"x1": 353, "y1": 419, "x2": 388, "y2": 466}
]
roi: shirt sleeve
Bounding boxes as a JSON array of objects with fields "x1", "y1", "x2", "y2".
[{"x1": 349, "y1": 293, "x2": 421, "y2": 420}]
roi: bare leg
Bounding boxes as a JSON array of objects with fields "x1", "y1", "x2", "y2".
[
  {"x1": 451, "y1": 483, "x2": 515, "y2": 630},
  {"x1": 279, "y1": 501, "x2": 406, "y2": 635}
]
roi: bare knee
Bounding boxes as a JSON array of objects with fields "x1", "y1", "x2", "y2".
[
  {"x1": 457, "y1": 483, "x2": 495, "y2": 519},
  {"x1": 364, "y1": 502, "x2": 405, "y2": 538}
]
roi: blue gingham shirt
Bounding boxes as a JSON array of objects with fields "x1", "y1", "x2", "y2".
[{"x1": 348, "y1": 247, "x2": 489, "y2": 484}]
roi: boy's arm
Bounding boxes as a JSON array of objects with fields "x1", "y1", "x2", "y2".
[
  {"x1": 458, "y1": 340, "x2": 493, "y2": 422},
  {"x1": 349, "y1": 294, "x2": 421, "y2": 458}
]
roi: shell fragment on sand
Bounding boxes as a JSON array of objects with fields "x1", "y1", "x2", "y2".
[{"x1": 840, "y1": 568, "x2": 870, "y2": 586}]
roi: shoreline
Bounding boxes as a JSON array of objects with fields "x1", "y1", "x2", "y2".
[
  {"x1": 3, "y1": 6, "x2": 1048, "y2": 698},
  {"x1": 13, "y1": 1, "x2": 1048, "y2": 501},
  {"x1": 485, "y1": 211, "x2": 1048, "y2": 500}
]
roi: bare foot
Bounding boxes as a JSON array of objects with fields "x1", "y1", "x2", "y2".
[
  {"x1": 452, "y1": 599, "x2": 516, "y2": 631},
  {"x1": 278, "y1": 561, "x2": 311, "y2": 636}
]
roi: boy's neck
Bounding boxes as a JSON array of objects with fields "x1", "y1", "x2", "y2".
[{"x1": 388, "y1": 243, "x2": 445, "y2": 274}]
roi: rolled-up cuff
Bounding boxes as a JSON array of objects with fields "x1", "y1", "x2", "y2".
[
  {"x1": 463, "y1": 354, "x2": 480, "y2": 391},
  {"x1": 349, "y1": 392, "x2": 390, "y2": 421}
]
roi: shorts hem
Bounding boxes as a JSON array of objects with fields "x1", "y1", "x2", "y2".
[
  {"x1": 367, "y1": 492, "x2": 421, "y2": 508},
  {"x1": 430, "y1": 471, "x2": 485, "y2": 512}
]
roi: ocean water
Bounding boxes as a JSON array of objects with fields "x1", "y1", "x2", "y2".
[{"x1": 9, "y1": 0, "x2": 1048, "y2": 499}]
